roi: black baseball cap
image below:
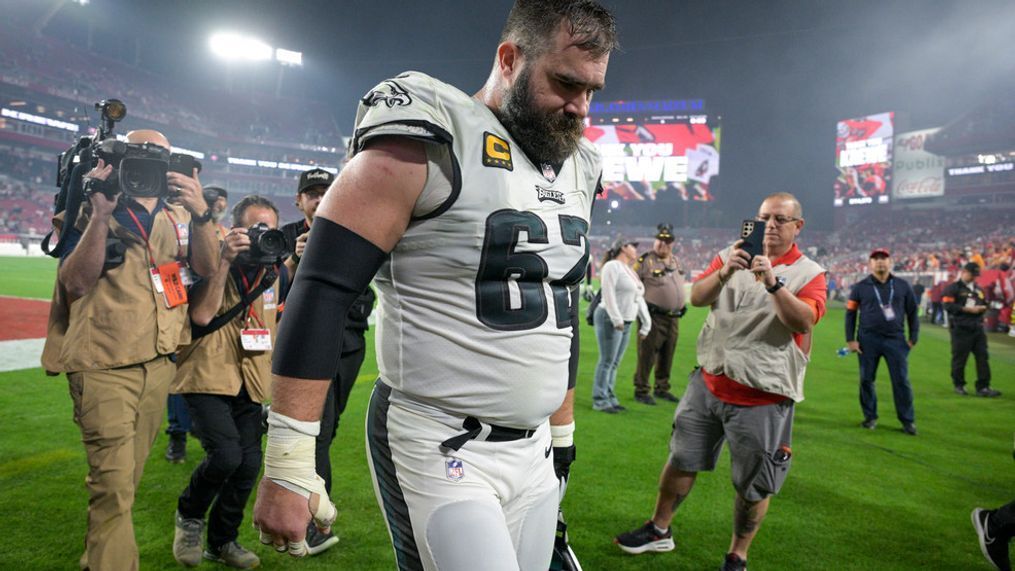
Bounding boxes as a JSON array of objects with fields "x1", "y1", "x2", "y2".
[
  {"x1": 655, "y1": 223, "x2": 674, "y2": 242},
  {"x1": 203, "y1": 185, "x2": 228, "y2": 199},
  {"x1": 298, "y1": 168, "x2": 334, "y2": 193},
  {"x1": 962, "y1": 262, "x2": 981, "y2": 276}
]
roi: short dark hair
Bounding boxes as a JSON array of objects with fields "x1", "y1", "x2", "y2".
[
  {"x1": 231, "y1": 194, "x2": 279, "y2": 227},
  {"x1": 500, "y1": 0, "x2": 619, "y2": 59}
]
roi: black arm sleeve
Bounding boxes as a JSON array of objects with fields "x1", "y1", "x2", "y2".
[{"x1": 272, "y1": 218, "x2": 387, "y2": 379}]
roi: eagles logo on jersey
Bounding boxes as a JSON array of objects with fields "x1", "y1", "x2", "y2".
[
  {"x1": 361, "y1": 80, "x2": 413, "y2": 108},
  {"x1": 351, "y1": 71, "x2": 603, "y2": 427}
]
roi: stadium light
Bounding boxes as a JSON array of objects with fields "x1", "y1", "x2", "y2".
[
  {"x1": 209, "y1": 32, "x2": 273, "y2": 62},
  {"x1": 275, "y1": 48, "x2": 303, "y2": 67}
]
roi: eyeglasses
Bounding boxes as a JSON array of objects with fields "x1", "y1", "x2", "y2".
[{"x1": 756, "y1": 214, "x2": 800, "y2": 226}]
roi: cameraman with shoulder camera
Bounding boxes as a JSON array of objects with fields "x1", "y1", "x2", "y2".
[
  {"x1": 171, "y1": 195, "x2": 289, "y2": 569},
  {"x1": 42, "y1": 128, "x2": 219, "y2": 571}
]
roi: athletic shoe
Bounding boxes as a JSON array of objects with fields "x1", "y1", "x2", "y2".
[
  {"x1": 861, "y1": 418, "x2": 877, "y2": 430},
  {"x1": 954, "y1": 385, "x2": 968, "y2": 396},
  {"x1": 173, "y1": 511, "x2": 205, "y2": 567},
  {"x1": 306, "y1": 523, "x2": 340, "y2": 556},
  {"x1": 971, "y1": 508, "x2": 1011, "y2": 571},
  {"x1": 634, "y1": 394, "x2": 657, "y2": 406},
  {"x1": 614, "y1": 521, "x2": 674, "y2": 554},
  {"x1": 654, "y1": 390, "x2": 679, "y2": 403},
  {"x1": 612, "y1": 404, "x2": 627, "y2": 412},
  {"x1": 977, "y1": 387, "x2": 1002, "y2": 398},
  {"x1": 721, "y1": 553, "x2": 748, "y2": 571},
  {"x1": 166, "y1": 432, "x2": 187, "y2": 464},
  {"x1": 204, "y1": 541, "x2": 260, "y2": 569},
  {"x1": 594, "y1": 404, "x2": 618, "y2": 414},
  {"x1": 902, "y1": 423, "x2": 917, "y2": 436}
]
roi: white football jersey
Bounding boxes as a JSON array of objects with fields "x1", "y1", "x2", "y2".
[{"x1": 351, "y1": 71, "x2": 601, "y2": 428}]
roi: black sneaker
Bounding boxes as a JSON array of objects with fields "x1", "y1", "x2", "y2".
[
  {"x1": 306, "y1": 522, "x2": 340, "y2": 556},
  {"x1": 634, "y1": 394, "x2": 657, "y2": 406},
  {"x1": 954, "y1": 385, "x2": 968, "y2": 396},
  {"x1": 654, "y1": 390, "x2": 679, "y2": 403},
  {"x1": 976, "y1": 387, "x2": 1002, "y2": 398},
  {"x1": 615, "y1": 521, "x2": 674, "y2": 554},
  {"x1": 902, "y1": 423, "x2": 917, "y2": 436},
  {"x1": 166, "y1": 432, "x2": 187, "y2": 464},
  {"x1": 721, "y1": 553, "x2": 748, "y2": 571},
  {"x1": 861, "y1": 418, "x2": 877, "y2": 430},
  {"x1": 972, "y1": 508, "x2": 1011, "y2": 571},
  {"x1": 612, "y1": 404, "x2": 627, "y2": 412}
]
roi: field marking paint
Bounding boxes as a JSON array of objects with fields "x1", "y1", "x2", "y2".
[{"x1": 0, "y1": 339, "x2": 44, "y2": 372}]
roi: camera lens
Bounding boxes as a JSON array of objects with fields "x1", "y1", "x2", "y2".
[{"x1": 258, "y1": 229, "x2": 286, "y2": 258}]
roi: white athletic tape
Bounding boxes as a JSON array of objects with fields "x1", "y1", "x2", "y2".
[
  {"x1": 550, "y1": 422, "x2": 575, "y2": 448},
  {"x1": 264, "y1": 410, "x2": 338, "y2": 530},
  {"x1": 288, "y1": 540, "x2": 309, "y2": 558}
]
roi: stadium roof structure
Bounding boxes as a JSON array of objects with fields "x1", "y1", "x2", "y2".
[{"x1": 925, "y1": 98, "x2": 1015, "y2": 157}]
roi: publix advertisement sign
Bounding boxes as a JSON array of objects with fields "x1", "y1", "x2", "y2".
[{"x1": 892, "y1": 128, "x2": 945, "y2": 199}]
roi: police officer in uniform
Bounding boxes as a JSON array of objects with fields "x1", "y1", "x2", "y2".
[
  {"x1": 632, "y1": 223, "x2": 686, "y2": 405},
  {"x1": 943, "y1": 262, "x2": 1001, "y2": 397}
]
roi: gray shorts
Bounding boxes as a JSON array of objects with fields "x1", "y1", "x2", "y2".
[{"x1": 669, "y1": 368, "x2": 795, "y2": 501}]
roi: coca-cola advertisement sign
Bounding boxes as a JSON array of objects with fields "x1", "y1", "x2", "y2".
[{"x1": 892, "y1": 128, "x2": 945, "y2": 199}]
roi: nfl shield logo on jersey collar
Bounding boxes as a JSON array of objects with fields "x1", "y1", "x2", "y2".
[{"x1": 445, "y1": 458, "x2": 465, "y2": 482}]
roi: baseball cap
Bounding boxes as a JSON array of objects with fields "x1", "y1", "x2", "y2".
[
  {"x1": 298, "y1": 168, "x2": 335, "y2": 193},
  {"x1": 962, "y1": 262, "x2": 981, "y2": 276},
  {"x1": 610, "y1": 237, "x2": 639, "y2": 255},
  {"x1": 655, "y1": 223, "x2": 674, "y2": 242},
  {"x1": 869, "y1": 248, "x2": 890, "y2": 258}
]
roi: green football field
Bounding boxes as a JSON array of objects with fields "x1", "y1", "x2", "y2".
[{"x1": 0, "y1": 256, "x2": 1012, "y2": 570}]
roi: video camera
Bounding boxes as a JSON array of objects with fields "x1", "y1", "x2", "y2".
[
  {"x1": 236, "y1": 223, "x2": 286, "y2": 266},
  {"x1": 56, "y1": 99, "x2": 201, "y2": 200}
]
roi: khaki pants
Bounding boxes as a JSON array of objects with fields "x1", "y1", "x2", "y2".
[
  {"x1": 633, "y1": 313, "x2": 679, "y2": 396},
  {"x1": 68, "y1": 356, "x2": 175, "y2": 571}
]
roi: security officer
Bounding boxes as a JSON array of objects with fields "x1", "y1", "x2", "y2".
[
  {"x1": 844, "y1": 248, "x2": 919, "y2": 434},
  {"x1": 280, "y1": 166, "x2": 375, "y2": 555},
  {"x1": 42, "y1": 129, "x2": 219, "y2": 571},
  {"x1": 943, "y1": 262, "x2": 1001, "y2": 397},
  {"x1": 632, "y1": 223, "x2": 687, "y2": 405}
]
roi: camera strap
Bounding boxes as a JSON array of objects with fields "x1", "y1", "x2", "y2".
[{"x1": 192, "y1": 266, "x2": 278, "y2": 340}]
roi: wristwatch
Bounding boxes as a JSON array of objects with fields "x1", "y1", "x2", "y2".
[
  {"x1": 766, "y1": 276, "x2": 786, "y2": 294},
  {"x1": 192, "y1": 208, "x2": 213, "y2": 225}
]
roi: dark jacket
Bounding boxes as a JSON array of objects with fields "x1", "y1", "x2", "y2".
[
  {"x1": 942, "y1": 280, "x2": 987, "y2": 330},
  {"x1": 845, "y1": 274, "x2": 919, "y2": 342}
]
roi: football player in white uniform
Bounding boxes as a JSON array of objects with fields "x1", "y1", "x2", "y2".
[{"x1": 253, "y1": 1, "x2": 617, "y2": 569}]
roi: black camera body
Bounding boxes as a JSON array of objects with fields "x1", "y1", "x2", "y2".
[{"x1": 237, "y1": 223, "x2": 286, "y2": 266}]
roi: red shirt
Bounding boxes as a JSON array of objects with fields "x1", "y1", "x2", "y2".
[{"x1": 695, "y1": 244, "x2": 827, "y2": 405}]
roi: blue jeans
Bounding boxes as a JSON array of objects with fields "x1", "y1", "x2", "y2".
[
  {"x1": 592, "y1": 306, "x2": 632, "y2": 410},
  {"x1": 167, "y1": 394, "x2": 191, "y2": 436}
]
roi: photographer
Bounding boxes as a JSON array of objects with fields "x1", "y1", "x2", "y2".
[
  {"x1": 171, "y1": 195, "x2": 289, "y2": 569},
  {"x1": 616, "y1": 193, "x2": 826, "y2": 571},
  {"x1": 41, "y1": 129, "x2": 219, "y2": 571}
]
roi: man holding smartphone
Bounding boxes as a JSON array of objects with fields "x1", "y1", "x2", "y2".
[{"x1": 615, "y1": 192, "x2": 826, "y2": 571}]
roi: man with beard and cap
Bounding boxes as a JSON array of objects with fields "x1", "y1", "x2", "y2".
[{"x1": 252, "y1": 1, "x2": 617, "y2": 569}]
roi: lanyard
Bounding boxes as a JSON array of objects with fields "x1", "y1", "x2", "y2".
[
  {"x1": 124, "y1": 206, "x2": 185, "y2": 267},
  {"x1": 872, "y1": 278, "x2": 894, "y2": 307},
  {"x1": 239, "y1": 268, "x2": 267, "y2": 328}
]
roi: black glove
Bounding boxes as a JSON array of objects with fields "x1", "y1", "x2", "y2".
[{"x1": 553, "y1": 444, "x2": 576, "y2": 501}]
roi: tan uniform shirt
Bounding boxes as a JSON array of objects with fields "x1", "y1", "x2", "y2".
[{"x1": 635, "y1": 251, "x2": 686, "y2": 312}]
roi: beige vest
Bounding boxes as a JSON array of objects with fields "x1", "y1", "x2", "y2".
[
  {"x1": 696, "y1": 246, "x2": 824, "y2": 402},
  {"x1": 42, "y1": 204, "x2": 193, "y2": 373},
  {"x1": 172, "y1": 270, "x2": 278, "y2": 403}
]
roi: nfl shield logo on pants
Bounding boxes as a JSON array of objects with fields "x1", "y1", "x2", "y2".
[{"x1": 445, "y1": 458, "x2": 465, "y2": 482}]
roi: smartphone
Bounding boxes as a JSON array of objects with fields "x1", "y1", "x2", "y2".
[{"x1": 740, "y1": 219, "x2": 766, "y2": 261}]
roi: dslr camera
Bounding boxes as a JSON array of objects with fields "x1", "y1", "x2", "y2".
[{"x1": 237, "y1": 223, "x2": 286, "y2": 266}]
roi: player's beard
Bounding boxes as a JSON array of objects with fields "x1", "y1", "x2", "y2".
[{"x1": 498, "y1": 67, "x2": 584, "y2": 165}]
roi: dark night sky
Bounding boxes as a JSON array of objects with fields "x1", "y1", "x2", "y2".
[{"x1": 20, "y1": 0, "x2": 1015, "y2": 230}]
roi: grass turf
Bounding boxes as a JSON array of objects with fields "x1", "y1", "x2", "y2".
[{"x1": 1, "y1": 255, "x2": 1012, "y2": 570}]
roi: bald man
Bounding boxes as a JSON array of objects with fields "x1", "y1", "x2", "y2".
[{"x1": 42, "y1": 129, "x2": 219, "y2": 571}]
